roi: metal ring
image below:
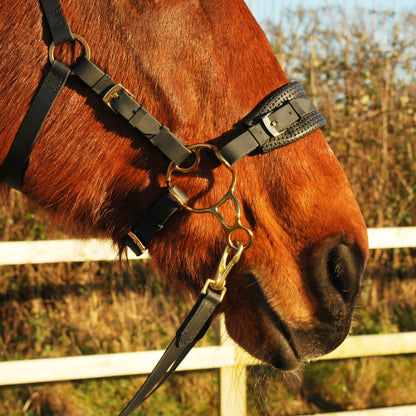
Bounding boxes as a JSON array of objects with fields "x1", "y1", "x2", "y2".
[
  {"x1": 48, "y1": 34, "x2": 91, "y2": 64},
  {"x1": 167, "y1": 144, "x2": 253, "y2": 250},
  {"x1": 166, "y1": 144, "x2": 236, "y2": 213}
]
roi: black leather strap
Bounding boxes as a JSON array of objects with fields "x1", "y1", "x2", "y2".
[
  {"x1": 72, "y1": 57, "x2": 192, "y2": 165},
  {"x1": 3, "y1": 60, "x2": 71, "y2": 191},
  {"x1": 39, "y1": 0, "x2": 74, "y2": 45},
  {"x1": 124, "y1": 186, "x2": 188, "y2": 256},
  {"x1": 218, "y1": 82, "x2": 326, "y2": 165},
  {"x1": 118, "y1": 288, "x2": 222, "y2": 416},
  {"x1": 251, "y1": 82, "x2": 327, "y2": 154}
]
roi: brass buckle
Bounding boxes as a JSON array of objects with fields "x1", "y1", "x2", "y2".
[{"x1": 102, "y1": 84, "x2": 134, "y2": 112}]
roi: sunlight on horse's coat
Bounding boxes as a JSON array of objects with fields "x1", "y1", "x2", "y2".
[{"x1": 0, "y1": 0, "x2": 368, "y2": 370}]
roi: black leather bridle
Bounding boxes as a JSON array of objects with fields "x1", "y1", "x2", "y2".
[{"x1": 2, "y1": 1, "x2": 326, "y2": 414}]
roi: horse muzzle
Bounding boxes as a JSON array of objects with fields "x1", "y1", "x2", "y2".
[{"x1": 224, "y1": 234, "x2": 366, "y2": 371}]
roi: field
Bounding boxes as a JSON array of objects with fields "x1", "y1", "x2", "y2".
[{"x1": 1, "y1": 4, "x2": 416, "y2": 416}]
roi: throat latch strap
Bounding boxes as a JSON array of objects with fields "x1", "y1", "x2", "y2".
[{"x1": 3, "y1": 60, "x2": 71, "y2": 190}]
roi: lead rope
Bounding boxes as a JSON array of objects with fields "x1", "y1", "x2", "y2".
[
  {"x1": 118, "y1": 244, "x2": 245, "y2": 416},
  {"x1": 119, "y1": 144, "x2": 253, "y2": 416}
]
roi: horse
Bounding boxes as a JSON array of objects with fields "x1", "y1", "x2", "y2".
[{"x1": 0, "y1": 0, "x2": 368, "y2": 376}]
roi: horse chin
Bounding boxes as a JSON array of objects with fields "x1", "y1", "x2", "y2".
[
  {"x1": 222, "y1": 273, "x2": 302, "y2": 371},
  {"x1": 223, "y1": 271, "x2": 353, "y2": 371},
  {"x1": 258, "y1": 316, "x2": 301, "y2": 371},
  {"x1": 223, "y1": 304, "x2": 301, "y2": 371}
]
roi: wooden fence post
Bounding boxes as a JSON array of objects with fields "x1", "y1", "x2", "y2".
[{"x1": 215, "y1": 315, "x2": 247, "y2": 416}]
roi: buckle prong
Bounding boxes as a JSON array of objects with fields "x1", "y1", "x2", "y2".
[
  {"x1": 102, "y1": 84, "x2": 134, "y2": 111},
  {"x1": 261, "y1": 112, "x2": 286, "y2": 138}
]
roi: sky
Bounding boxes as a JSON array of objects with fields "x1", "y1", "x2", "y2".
[{"x1": 246, "y1": 0, "x2": 414, "y2": 25}]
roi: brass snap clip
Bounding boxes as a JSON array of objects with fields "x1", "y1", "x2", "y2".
[{"x1": 201, "y1": 243, "x2": 244, "y2": 301}]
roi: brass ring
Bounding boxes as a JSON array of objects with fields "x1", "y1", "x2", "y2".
[
  {"x1": 166, "y1": 144, "x2": 236, "y2": 213},
  {"x1": 167, "y1": 144, "x2": 253, "y2": 250},
  {"x1": 48, "y1": 34, "x2": 91, "y2": 64}
]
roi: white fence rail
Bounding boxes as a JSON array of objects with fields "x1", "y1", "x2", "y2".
[
  {"x1": 1, "y1": 227, "x2": 415, "y2": 266},
  {"x1": 1, "y1": 227, "x2": 416, "y2": 416},
  {"x1": 0, "y1": 332, "x2": 415, "y2": 384}
]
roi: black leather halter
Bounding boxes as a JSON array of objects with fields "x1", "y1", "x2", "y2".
[{"x1": 2, "y1": 1, "x2": 326, "y2": 414}]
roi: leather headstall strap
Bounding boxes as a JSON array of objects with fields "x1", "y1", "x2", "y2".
[
  {"x1": 2, "y1": 1, "x2": 326, "y2": 414},
  {"x1": 2, "y1": 0, "x2": 73, "y2": 191},
  {"x1": 3, "y1": 0, "x2": 191, "y2": 187},
  {"x1": 72, "y1": 56, "x2": 192, "y2": 166}
]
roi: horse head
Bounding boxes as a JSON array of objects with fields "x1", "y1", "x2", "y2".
[{"x1": 0, "y1": 0, "x2": 368, "y2": 370}]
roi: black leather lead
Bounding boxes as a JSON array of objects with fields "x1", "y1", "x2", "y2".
[
  {"x1": 3, "y1": 60, "x2": 71, "y2": 191},
  {"x1": 118, "y1": 289, "x2": 222, "y2": 416}
]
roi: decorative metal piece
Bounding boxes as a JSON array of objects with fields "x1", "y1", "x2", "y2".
[{"x1": 166, "y1": 144, "x2": 253, "y2": 251}]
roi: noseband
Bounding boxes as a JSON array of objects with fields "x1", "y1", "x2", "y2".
[{"x1": 2, "y1": 1, "x2": 326, "y2": 414}]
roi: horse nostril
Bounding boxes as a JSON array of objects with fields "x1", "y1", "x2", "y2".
[
  {"x1": 326, "y1": 243, "x2": 360, "y2": 302},
  {"x1": 312, "y1": 236, "x2": 365, "y2": 307}
]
